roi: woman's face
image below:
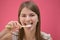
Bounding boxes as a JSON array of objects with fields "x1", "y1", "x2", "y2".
[{"x1": 19, "y1": 7, "x2": 38, "y2": 30}]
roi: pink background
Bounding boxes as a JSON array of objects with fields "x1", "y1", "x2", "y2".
[{"x1": 0, "y1": 0, "x2": 60, "y2": 40}]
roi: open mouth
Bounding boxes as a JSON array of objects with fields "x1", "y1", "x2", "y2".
[{"x1": 22, "y1": 22, "x2": 33, "y2": 27}]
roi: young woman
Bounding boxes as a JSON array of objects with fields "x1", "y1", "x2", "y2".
[{"x1": 0, "y1": 1, "x2": 52, "y2": 40}]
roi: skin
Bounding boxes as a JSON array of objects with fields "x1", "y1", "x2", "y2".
[
  {"x1": 20, "y1": 7, "x2": 39, "y2": 40},
  {"x1": 0, "y1": 21, "x2": 20, "y2": 40},
  {"x1": 0, "y1": 7, "x2": 39, "y2": 40}
]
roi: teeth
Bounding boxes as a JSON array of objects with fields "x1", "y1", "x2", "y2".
[
  {"x1": 24, "y1": 23, "x2": 33, "y2": 25},
  {"x1": 21, "y1": 24, "x2": 32, "y2": 27}
]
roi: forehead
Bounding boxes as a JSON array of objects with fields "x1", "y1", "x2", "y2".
[{"x1": 20, "y1": 7, "x2": 36, "y2": 14}]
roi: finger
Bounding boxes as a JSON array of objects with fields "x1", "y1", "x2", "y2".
[
  {"x1": 5, "y1": 21, "x2": 15, "y2": 30},
  {"x1": 15, "y1": 21, "x2": 22, "y2": 29},
  {"x1": 5, "y1": 23, "x2": 13, "y2": 30}
]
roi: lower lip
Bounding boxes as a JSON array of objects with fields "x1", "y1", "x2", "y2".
[{"x1": 26, "y1": 25, "x2": 32, "y2": 29}]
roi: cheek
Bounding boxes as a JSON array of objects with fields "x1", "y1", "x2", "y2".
[
  {"x1": 32, "y1": 17, "x2": 38, "y2": 23},
  {"x1": 20, "y1": 17, "x2": 25, "y2": 24}
]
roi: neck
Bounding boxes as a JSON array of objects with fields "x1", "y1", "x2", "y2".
[{"x1": 24, "y1": 27, "x2": 36, "y2": 40}]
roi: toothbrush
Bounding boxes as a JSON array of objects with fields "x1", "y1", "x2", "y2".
[{"x1": 21, "y1": 25, "x2": 32, "y2": 27}]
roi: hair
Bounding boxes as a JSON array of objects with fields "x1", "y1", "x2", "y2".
[{"x1": 18, "y1": 1, "x2": 45, "y2": 40}]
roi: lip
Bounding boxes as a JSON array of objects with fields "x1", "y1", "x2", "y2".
[
  {"x1": 23, "y1": 22, "x2": 33, "y2": 26},
  {"x1": 26, "y1": 27, "x2": 32, "y2": 29}
]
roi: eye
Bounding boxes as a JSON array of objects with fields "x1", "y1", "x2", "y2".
[
  {"x1": 21, "y1": 14, "x2": 26, "y2": 17},
  {"x1": 29, "y1": 13, "x2": 35, "y2": 17}
]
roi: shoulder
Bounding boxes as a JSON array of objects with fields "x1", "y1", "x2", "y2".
[{"x1": 41, "y1": 32, "x2": 52, "y2": 40}]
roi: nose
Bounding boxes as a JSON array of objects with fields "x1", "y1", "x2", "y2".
[{"x1": 25, "y1": 16, "x2": 31, "y2": 22}]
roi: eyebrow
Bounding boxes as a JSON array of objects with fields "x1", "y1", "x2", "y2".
[
  {"x1": 20, "y1": 13, "x2": 26, "y2": 15},
  {"x1": 20, "y1": 12, "x2": 35, "y2": 15}
]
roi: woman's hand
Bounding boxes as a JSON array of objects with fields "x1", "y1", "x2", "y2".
[
  {"x1": 5, "y1": 21, "x2": 21, "y2": 32},
  {"x1": 0, "y1": 21, "x2": 21, "y2": 39}
]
